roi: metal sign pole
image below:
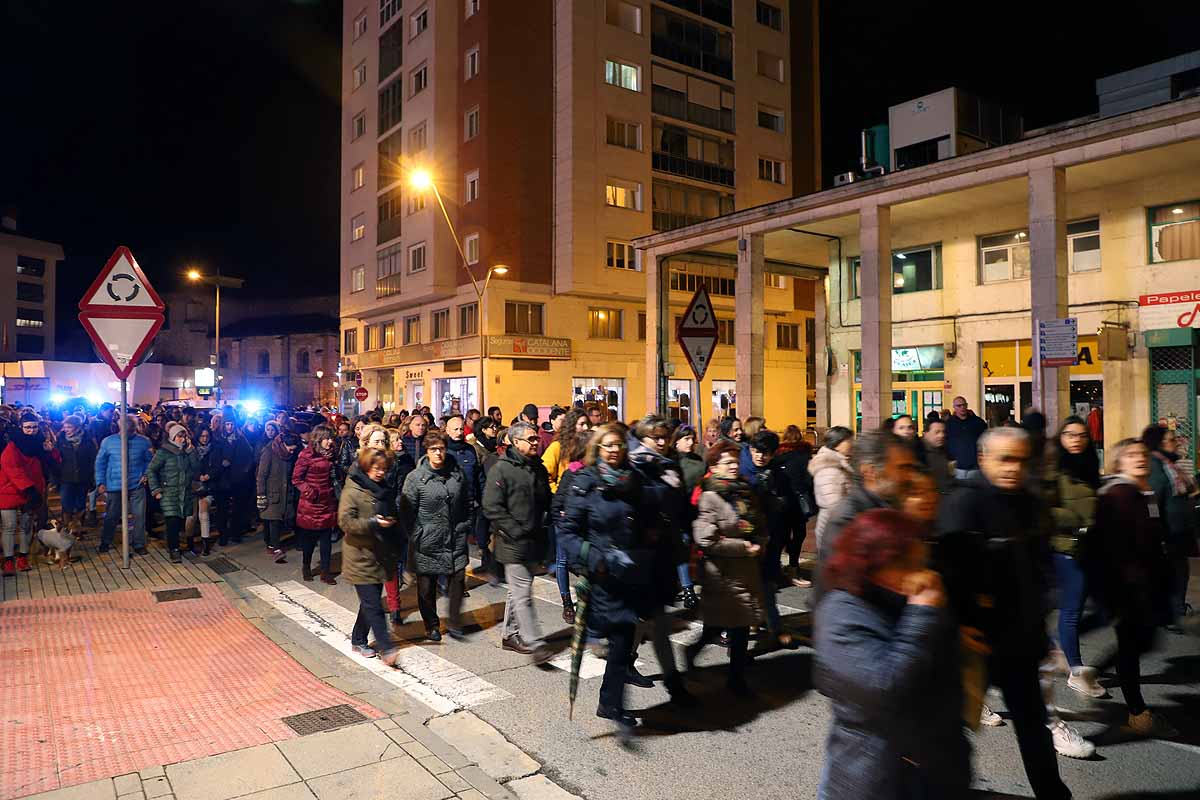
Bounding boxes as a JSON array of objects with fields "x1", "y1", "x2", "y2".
[{"x1": 120, "y1": 378, "x2": 130, "y2": 569}]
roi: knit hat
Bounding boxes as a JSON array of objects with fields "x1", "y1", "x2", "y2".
[
  {"x1": 166, "y1": 422, "x2": 188, "y2": 443},
  {"x1": 19, "y1": 410, "x2": 40, "y2": 424},
  {"x1": 63, "y1": 414, "x2": 83, "y2": 428}
]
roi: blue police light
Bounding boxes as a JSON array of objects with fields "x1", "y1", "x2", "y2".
[
  {"x1": 85, "y1": 392, "x2": 104, "y2": 406},
  {"x1": 242, "y1": 399, "x2": 263, "y2": 415},
  {"x1": 50, "y1": 393, "x2": 68, "y2": 405}
]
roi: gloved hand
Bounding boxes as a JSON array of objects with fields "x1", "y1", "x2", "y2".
[
  {"x1": 256, "y1": 495, "x2": 268, "y2": 511},
  {"x1": 604, "y1": 548, "x2": 635, "y2": 578}
]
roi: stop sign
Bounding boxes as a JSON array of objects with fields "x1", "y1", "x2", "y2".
[{"x1": 354, "y1": 386, "x2": 369, "y2": 402}]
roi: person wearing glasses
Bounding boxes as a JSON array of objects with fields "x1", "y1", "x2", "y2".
[
  {"x1": 401, "y1": 430, "x2": 473, "y2": 641},
  {"x1": 483, "y1": 420, "x2": 554, "y2": 662},
  {"x1": 945, "y1": 396, "x2": 987, "y2": 481}
]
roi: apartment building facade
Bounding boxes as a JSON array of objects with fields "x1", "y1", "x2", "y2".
[
  {"x1": 0, "y1": 221, "x2": 61, "y2": 362},
  {"x1": 339, "y1": 0, "x2": 820, "y2": 422}
]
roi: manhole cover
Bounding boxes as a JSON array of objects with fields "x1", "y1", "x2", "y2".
[
  {"x1": 207, "y1": 557, "x2": 241, "y2": 575},
  {"x1": 152, "y1": 587, "x2": 202, "y2": 603},
  {"x1": 282, "y1": 705, "x2": 369, "y2": 736}
]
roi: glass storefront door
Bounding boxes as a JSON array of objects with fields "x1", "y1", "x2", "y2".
[
  {"x1": 405, "y1": 380, "x2": 425, "y2": 412},
  {"x1": 572, "y1": 377, "x2": 624, "y2": 421},
  {"x1": 712, "y1": 380, "x2": 736, "y2": 420},
  {"x1": 434, "y1": 377, "x2": 478, "y2": 418},
  {"x1": 668, "y1": 379, "x2": 695, "y2": 425}
]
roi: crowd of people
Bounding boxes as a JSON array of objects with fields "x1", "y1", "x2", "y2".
[{"x1": 0, "y1": 393, "x2": 1195, "y2": 799}]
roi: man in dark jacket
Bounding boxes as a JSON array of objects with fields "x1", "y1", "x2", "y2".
[
  {"x1": 469, "y1": 416, "x2": 501, "y2": 575},
  {"x1": 946, "y1": 396, "x2": 988, "y2": 479},
  {"x1": 402, "y1": 414, "x2": 428, "y2": 464},
  {"x1": 444, "y1": 415, "x2": 484, "y2": 511},
  {"x1": 935, "y1": 426, "x2": 1077, "y2": 798},
  {"x1": 922, "y1": 418, "x2": 955, "y2": 494},
  {"x1": 483, "y1": 420, "x2": 552, "y2": 661},
  {"x1": 814, "y1": 430, "x2": 918, "y2": 606},
  {"x1": 212, "y1": 419, "x2": 254, "y2": 545}
]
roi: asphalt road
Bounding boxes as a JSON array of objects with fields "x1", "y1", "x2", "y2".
[{"x1": 229, "y1": 539, "x2": 1200, "y2": 800}]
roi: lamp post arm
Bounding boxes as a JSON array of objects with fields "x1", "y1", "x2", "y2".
[{"x1": 430, "y1": 183, "x2": 483, "y2": 297}]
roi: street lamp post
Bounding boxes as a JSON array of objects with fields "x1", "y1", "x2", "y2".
[
  {"x1": 186, "y1": 267, "x2": 244, "y2": 406},
  {"x1": 410, "y1": 170, "x2": 507, "y2": 413},
  {"x1": 315, "y1": 369, "x2": 324, "y2": 409}
]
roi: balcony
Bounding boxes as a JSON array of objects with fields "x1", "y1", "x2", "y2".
[
  {"x1": 652, "y1": 151, "x2": 734, "y2": 187},
  {"x1": 651, "y1": 35, "x2": 732, "y2": 80},
  {"x1": 376, "y1": 273, "x2": 403, "y2": 299},
  {"x1": 656, "y1": 0, "x2": 732, "y2": 27},
  {"x1": 377, "y1": 214, "x2": 402, "y2": 245},
  {"x1": 653, "y1": 211, "x2": 710, "y2": 232},
  {"x1": 651, "y1": 86, "x2": 734, "y2": 133}
]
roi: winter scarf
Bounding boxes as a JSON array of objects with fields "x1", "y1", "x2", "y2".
[
  {"x1": 348, "y1": 465, "x2": 392, "y2": 519},
  {"x1": 475, "y1": 430, "x2": 498, "y2": 453},
  {"x1": 10, "y1": 429, "x2": 44, "y2": 458},
  {"x1": 597, "y1": 460, "x2": 631, "y2": 487},
  {"x1": 1153, "y1": 450, "x2": 1196, "y2": 497},
  {"x1": 1057, "y1": 443, "x2": 1101, "y2": 489},
  {"x1": 702, "y1": 474, "x2": 760, "y2": 537}
]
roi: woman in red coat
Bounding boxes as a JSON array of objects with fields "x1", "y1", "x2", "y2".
[
  {"x1": 292, "y1": 425, "x2": 339, "y2": 584},
  {"x1": 1, "y1": 412, "x2": 53, "y2": 575}
]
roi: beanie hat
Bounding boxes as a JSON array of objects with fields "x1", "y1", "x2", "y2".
[
  {"x1": 63, "y1": 414, "x2": 84, "y2": 428},
  {"x1": 166, "y1": 422, "x2": 188, "y2": 443},
  {"x1": 19, "y1": 410, "x2": 40, "y2": 424}
]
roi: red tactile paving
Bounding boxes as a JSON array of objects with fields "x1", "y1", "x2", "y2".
[{"x1": 0, "y1": 585, "x2": 382, "y2": 800}]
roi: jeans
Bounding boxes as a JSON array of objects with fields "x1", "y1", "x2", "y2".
[
  {"x1": 263, "y1": 519, "x2": 283, "y2": 549},
  {"x1": 1, "y1": 509, "x2": 34, "y2": 558},
  {"x1": 418, "y1": 570, "x2": 464, "y2": 632},
  {"x1": 351, "y1": 583, "x2": 394, "y2": 653},
  {"x1": 501, "y1": 561, "x2": 545, "y2": 649},
  {"x1": 599, "y1": 622, "x2": 636, "y2": 710},
  {"x1": 676, "y1": 561, "x2": 693, "y2": 590},
  {"x1": 1052, "y1": 553, "x2": 1088, "y2": 668},
  {"x1": 554, "y1": 529, "x2": 571, "y2": 598},
  {"x1": 989, "y1": 655, "x2": 1071, "y2": 800},
  {"x1": 101, "y1": 486, "x2": 147, "y2": 549},
  {"x1": 298, "y1": 527, "x2": 333, "y2": 573},
  {"x1": 954, "y1": 468, "x2": 981, "y2": 481},
  {"x1": 165, "y1": 516, "x2": 184, "y2": 553}
]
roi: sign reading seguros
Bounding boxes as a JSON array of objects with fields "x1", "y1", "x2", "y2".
[{"x1": 1139, "y1": 290, "x2": 1200, "y2": 330}]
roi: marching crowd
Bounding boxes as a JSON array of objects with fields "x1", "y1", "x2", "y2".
[{"x1": 0, "y1": 394, "x2": 1196, "y2": 799}]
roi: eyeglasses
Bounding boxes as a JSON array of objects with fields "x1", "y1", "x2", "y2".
[{"x1": 521, "y1": 436, "x2": 540, "y2": 444}]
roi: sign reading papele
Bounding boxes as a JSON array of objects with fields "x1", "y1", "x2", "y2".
[
  {"x1": 677, "y1": 286, "x2": 718, "y2": 381},
  {"x1": 1139, "y1": 289, "x2": 1200, "y2": 330}
]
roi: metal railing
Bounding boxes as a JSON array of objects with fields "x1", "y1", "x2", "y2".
[
  {"x1": 651, "y1": 86, "x2": 734, "y2": 134},
  {"x1": 376, "y1": 273, "x2": 403, "y2": 299},
  {"x1": 652, "y1": 151, "x2": 734, "y2": 187}
]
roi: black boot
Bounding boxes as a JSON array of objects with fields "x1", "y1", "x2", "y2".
[
  {"x1": 664, "y1": 674, "x2": 700, "y2": 707},
  {"x1": 169, "y1": 549, "x2": 182, "y2": 564},
  {"x1": 680, "y1": 586, "x2": 698, "y2": 610},
  {"x1": 302, "y1": 563, "x2": 314, "y2": 582},
  {"x1": 626, "y1": 665, "x2": 654, "y2": 689},
  {"x1": 201, "y1": 538, "x2": 213, "y2": 556}
]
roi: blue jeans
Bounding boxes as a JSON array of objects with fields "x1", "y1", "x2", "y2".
[
  {"x1": 352, "y1": 583, "x2": 394, "y2": 652},
  {"x1": 1053, "y1": 552, "x2": 1088, "y2": 668},
  {"x1": 101, "y1": 485, "x2": 147, "y2": 549},
  {"x1": 546, "y1": 521, "x2": 570, "y2": 597}
]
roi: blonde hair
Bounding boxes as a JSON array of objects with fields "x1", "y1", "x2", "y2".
[
  {"x1": 584, "y1": 423, "x2": 629, "y2": 466},
  {"x1": 359, "y1": 423, "x2": 389, "y2": 450},
  {"x1": 1108, "y1": 437, "x2": 1145, "y2": 475}
]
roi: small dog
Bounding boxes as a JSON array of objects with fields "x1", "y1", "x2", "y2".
[{"x1": 34, "y1": 519, "x2": 77, "y2": 569}]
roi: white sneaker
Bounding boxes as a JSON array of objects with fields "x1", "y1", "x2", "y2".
[
  {"x1": 979, "y1": 704, "x2": 1004, "y2": 727},
  {"x1": 1067, "y1": 666, "x2": 1107, "y2": 698},
  {"x1": 1049, "y1": 718, "x2": 1095, "y2": 759}
]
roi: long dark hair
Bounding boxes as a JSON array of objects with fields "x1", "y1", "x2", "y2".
[{"x1": 1055, "y1": 416, "x2": 1100, "y2": 489}]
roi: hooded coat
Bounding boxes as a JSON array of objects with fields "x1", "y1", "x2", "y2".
[
  {"x1": 56, "y1": 430, "x2": 97, "y2": 486},
  {"x1": 0, "y1": 433, "x2": 48, "y2": 510},
  {"x1": 147, "y1": 440, "x2": 201, "y2": 519},
  {"x1": 256, "y1": 437, "x2": 296, "y2": 521},
  {"x1": 810, "y1": 447, "x2": 853, "y2": 547},
  {"x1": 402, "y1": 454, "x2": 473, "y2": 575},
  {"x1": 338, "y1": 465, "x2": 400, "y2": 585}
]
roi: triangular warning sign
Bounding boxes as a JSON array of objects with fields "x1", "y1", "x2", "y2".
[
  {"x1": 79, "y1": 246, "x2": 165, "y2": 312},
  {"x1": 677, "y1": 286, "x2": 718, "y2": 335},
  {"x1": 679, "y1": 335, "x2": 718, "y2": 381},
  {"x1": 78, "y1": 313, "x2": 163, "y2": 380}
]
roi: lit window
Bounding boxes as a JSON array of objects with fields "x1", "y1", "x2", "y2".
[
  {"x1": 354, "y1": 13, "x2": 369, "y2": 39},
  {"x1": 606, "y1": 118, "x2": 641, "y2": 150},
  {"x1": 465, "y1": 170, "x2": 480, "y2": 203},
  {"x1": 605, "y1": 178, "x2": 642, "y2": 211},
  {"x1": 351, "y1": 265, "x2": 365, "y2": 292},
  {"x1": 408, "y1": 192, "x2": 427, "y2": 214},
  {"x1": 459, "y1": 302, "x2": 478, "y2": 335},
  {"x1": 1149, "y1": 202, "x2": 1200, "y2": 262},
  {"x1": 979, "y1": 230, "x2": 1030, "y2": 284},
  {"x1": 465, "y1": 233, "x2": 480, "y2": 264},
  {"x1": 758, "y1": 157, "x2": 786, "y2": 184},
  {"x1": 15, "y1": 308, "x2": 44, "y2": 329},
  {"x1": 410, "y1": 122, "x2": 428, "y2": 152},
  {"x1": 351, "y1": 213, "x2": 366, "y2": 241},
  {"x1": 411, "y1": 63, "x2": 428, "y2": 96},
  {"x1": 408, "y1": 241, "x2": 427, "y2": 273},
  {"x1": 363, "y1": 325, "x2": 377, "y2": 351},
  {"x1": 432, "y1": 308, "x2": 451, "y2": 340},
  {"x1": 588, "y1": 308, "x2": 623, "y2": 339},
  {"x1": 464, "y1": 106, "x2": 480, "y2": 140},
  {"x1": 766, "y1": 273, "x2": 786, "y2": 289},
  {"x1": 352, "y1": 61, "x2": 367, "y2": 90},
  {"x1": 1067, "y1": 218, "x2": 1101, "y2": 272},
  {"x1": 465, "y1": 46, "x2": 480, "y2": 80},
  {"x1": 717, "y1": 318, "x2": 735, "y2": 346},
  {"x1": 352, "y1": 111, "x2": 366, "y2": 140},
  {"x1": 604, "y1": 59, "x2": 640, "y2": 91},
  {"x1": 605, "y1": 0, "x2": 642, "y2": 33},
  {"x1": 16, "y1": 256, "x2": 45, "y2": 276},
  {"x1": 404, "y1": 315, "x2": 420, "y2": 344},
  {"x1": 352, "y1": 163, "x2": 365, "y2": 191},
  {"x1": 411, "y1": 6, "x2": 428, "y2": 38},
  {"x1": 343, "y1": 328, "x2": 358, "y2": 355},
  {"x1": 382, "y1": 321, "x2": 396, "y2": 348},
  {"x1": 606, "y1": 240, "x2": 638, "y2": 271},
  {"x1": 380, "y1": 0, "x2": 401, "y2": 27}
]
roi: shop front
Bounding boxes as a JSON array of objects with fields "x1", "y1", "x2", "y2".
[
  {"x1": 342, "y1": 337, "x2": 479, "y2": 417},
  {"x1": 852, "y1": 346, "x2": 946, "y2": 431},
  {"x1": 979, "y1": 336, "x2": 1103, "y2": 427},
  {"x1": 572, "y1": 377, "x2": 625, "y2": 421}
]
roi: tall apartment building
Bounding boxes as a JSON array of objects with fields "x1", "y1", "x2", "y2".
[
  {"x1": 0, "y1": 214, "x2": 61, "y2": 362},
  {"x1": 340, "y1": 0, "x2": 820, "y2": 421}
]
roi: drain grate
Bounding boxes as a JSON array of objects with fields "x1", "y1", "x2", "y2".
[
  {"x1": 206, "y1": 557, "x2": 241, "y2": 575},
  {"x1": 152, "y1": 587, "x2": 202, "y2": 603},
  {"x1": 282, "y1": 704, "x2": 369, "y2": 736}
]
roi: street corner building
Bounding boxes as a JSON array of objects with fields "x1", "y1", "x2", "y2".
[
  {"x1": 338, "y1": 0, "x2": 821, "y2": 423},
  {"x1": 637, "y1": 55, "x2": 1200, "y2": 470}
]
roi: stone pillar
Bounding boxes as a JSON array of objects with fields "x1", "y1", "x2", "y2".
[
  {"x1": 644, "y1": 248, "x2": 670, "y2": 415},
  {"x1": 814, "y1": 273, "x2": 829, "y2": 430},
  {"x1": 1028, "y1": 165, "x2": 1069, "y2": 424},
  {"x1": 859, "y1": 204, "x2": 892, "y2": 430},
  {"x1": 735, "y1": 230, "x2": 765, "y2": 419}
]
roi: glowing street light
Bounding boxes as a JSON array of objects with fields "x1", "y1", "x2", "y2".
[{"x1": 185, "y1": 265, "x2": 245, "y2": 405}]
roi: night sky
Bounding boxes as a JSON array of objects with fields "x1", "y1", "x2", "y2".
[{"x1": 3, "y1": 1, "x2": 1199, "y2": 359}]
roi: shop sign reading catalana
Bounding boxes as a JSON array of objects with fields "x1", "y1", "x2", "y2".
[{"x1": 1139, "y1": 290, "x2": 1200, "y2": 330}]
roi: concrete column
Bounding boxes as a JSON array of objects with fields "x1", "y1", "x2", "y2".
[
  {"x1": 859, "y1": 204, "x2": 892, "y2": 430},
  {"x1": 735, "y1": 231, "x2": 765, "y2": 419},
  {"x1": 643, "y1": 248, "x2": 671, "y2": 415},
  {"x1": 1028, "y1": 165, "x2": 1069, "y2": 424},
  {"x1": 814, "y1": 273, "x2": 829, "y2": 430}
]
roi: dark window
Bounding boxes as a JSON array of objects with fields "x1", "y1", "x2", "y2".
[
  {"x1": 16, "y1": 282, "x2": 43, "y2": 303},
  {"x1": 16, "y1": 334, "x2": 43, "y2": 354},
  {"x1": 651, "y1": 6, "x2": 733, "y2": 80},
  {"x1": 651, "y1": 179, "x2": 734, "y2": 232},
  {"x1": 651, "y1": 65, "x2": 734, "y2": 133},
  {"x1": 16, "y1": 256, "x2": 45, "y2": 276},
  {"x1": 756, "y1": 1, "x2": 782, "y2": 29},
  {"x1": 717, "y1": 318, "x2": 735, "y2": 346},
  {"x1": 344, "y1": 328, "x2": 358, "y2": 355},
  {"x1": 505, "y1": 302, "x2": 544, "y2": 335},
  {"x1": 378, "y1": 186, "x2": 403, "y2": 244},
  {"x1": 652, "y1": 123, "x2": 734, "y2": 186},
  {"x1": 378, "y1": 129, "x2": 404, "y2": 184},
  {"x1": 776, "y1": 323, "x2": 799, "y2": 350},
  {"x1": 637, "y1": 312, "x2": 646, "y2": 341},
  {"x1": 669, "y1": 269, "x2": 735, "y2": 297},
  {"x1": 378, "y1": 78, "x2": 403, "y2": 134},
  {"x1": 656, "y1": 0, "x2": 731, "y2": 27},
  {"x1": 297, "y1": 350, "x2": 310, "y2": 374},
  {"x1": 379, "y1": 22, "x2": 403, "y2": 78},
  {"x1": 219, "y1": 351, "x2": 229, "y2": 368},
  {"x1": 258, "y1": 351, "x2": 271, "y2": 374}
]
